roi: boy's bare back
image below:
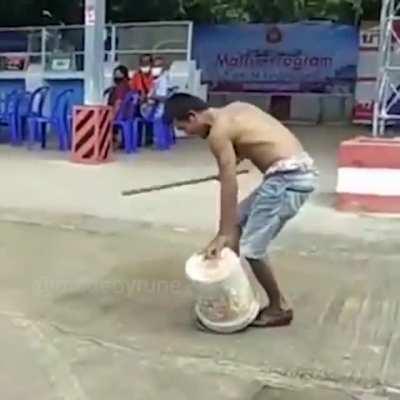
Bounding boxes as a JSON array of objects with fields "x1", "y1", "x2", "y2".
[{"x1": 208, "y1": 102, "x2": 303, "y2": 173}]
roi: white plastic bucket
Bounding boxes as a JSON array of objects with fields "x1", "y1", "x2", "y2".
[{"x1": 185, "y1": 248, "x2": 260, "y2": 333}]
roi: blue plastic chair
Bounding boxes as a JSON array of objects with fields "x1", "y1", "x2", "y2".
[
  {"x1": 27, "y1": 89, "x2": 73, "y2": 150},
  {"x1": 140, "y1": 104, "x2": 175, "y2": 151},
  {"x1": 0, "y1": 90, "x2": 16, "y2": 124},
  {"x1": 0, "y1": 90, "x2": 24, "y2": 145},
  {"x1": 18, "y1": 87, "x2": 50, "y2": 141},
  {"x1": 153, "y1": 116, "x2": 174, "y2": 151},
  {"x1": 159, "y1": 86, "x2": 178, "y2": 147},
  {"x1": 28, "y1": 87, "x2": 50, "y2": 118},
  {"x1": 0, "y1": 93, "x2": 5, "y2": 116},
  {"x1": 138, "y1": 86, "x2": 178, "y2": 150},
  {"x1": 0, "y1": 91, "x2": 16, "y2": 141},
  {"x1": 113, "y1": 91, "x2": 140, "y2": 153}
]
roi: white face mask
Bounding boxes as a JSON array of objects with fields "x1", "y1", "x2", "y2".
[
  {"x1": 140, "y1": 66, "x2": 151, "y2": 74},
  {"x1": 151, "y1": 67, "x2": 163, "y2": 77}
]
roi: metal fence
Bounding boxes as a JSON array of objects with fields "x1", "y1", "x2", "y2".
[{"x1": 0, "y1": 21, "x2": 193, "y2": 72}]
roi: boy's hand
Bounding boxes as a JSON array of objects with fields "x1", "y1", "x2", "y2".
[{"x1": 203, "y1": 234, "x2": 235, "y2": 259}]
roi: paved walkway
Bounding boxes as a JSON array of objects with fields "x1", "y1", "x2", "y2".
[{"x1": 0, "y1": 125, "x2": 351, "y2": 229}]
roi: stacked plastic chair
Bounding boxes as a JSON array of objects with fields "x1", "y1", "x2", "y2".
[
  {"x1": 27, "y1": 89, "x2": 73, "y2": 150},
  {"x1": 19, "y1": 87, "x2": 50, "y2": 142},
  {"x1": 0, "y1": 91, "x2": 16, "y2": 127},
  {"x1": 0, "y1": 90, "x2": 23, "y2": 145}
]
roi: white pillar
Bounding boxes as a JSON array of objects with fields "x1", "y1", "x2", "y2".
[{"x1": 84, "y1": 0, "x2": 106, "y2": 105}]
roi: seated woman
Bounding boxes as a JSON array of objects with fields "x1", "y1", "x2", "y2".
[
  {"x1": 108, "y1": 65, "x2": 131, "y2": 112},
  {"x1": 107, "y1": 65, "x2": 131, "y2": 148}
]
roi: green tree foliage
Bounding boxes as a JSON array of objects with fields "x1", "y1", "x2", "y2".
[
  {"x1": 0, "y1": 0, "x2": 381, "y2": 27},
  {"x1": 177, "y1": 0, "x2": 379, "y2": 24}
]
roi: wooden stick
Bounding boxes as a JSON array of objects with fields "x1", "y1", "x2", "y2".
[{"x1": 122, "y1": 169, "x2": 249, "y2": 196}]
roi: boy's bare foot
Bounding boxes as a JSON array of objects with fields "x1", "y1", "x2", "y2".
[{"x1": 251, "y1": 306, "x2": 293, "y2": 328}]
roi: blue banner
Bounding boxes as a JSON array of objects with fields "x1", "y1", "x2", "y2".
[{"x1": 193, "y1": 22, "x2": 358, "y2": 93}]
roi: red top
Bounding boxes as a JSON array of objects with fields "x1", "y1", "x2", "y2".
[
  {"x1": 130, "y1": 71, "x2": 153, "y2": 96},
  {"x1": 108, "y1": 81, "x2": 131, "y2": 106}
]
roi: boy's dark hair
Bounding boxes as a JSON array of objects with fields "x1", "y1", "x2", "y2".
[{"x1": 165, "y1": 93, "x2": 208, "y2": 122}]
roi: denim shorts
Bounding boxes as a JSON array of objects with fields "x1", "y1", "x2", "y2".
[{"x1": 239, "y1": 169, "x2": 317, "y2": 260}]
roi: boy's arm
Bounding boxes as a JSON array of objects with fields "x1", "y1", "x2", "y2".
[{"x1": 204, "y1": 123, "x2": 238, "y2": 258}]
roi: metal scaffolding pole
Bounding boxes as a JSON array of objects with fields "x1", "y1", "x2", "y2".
[
  {"x1": 373, "y1": 0, "x2": 400, "y2": 136},
  {"x1": 84, "y1": 0, "x2": 106, "y2": 105}
]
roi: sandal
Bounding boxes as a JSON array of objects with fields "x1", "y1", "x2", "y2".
[{"x1": 251, "y1": 308, "x2": 294, "y2": 328}]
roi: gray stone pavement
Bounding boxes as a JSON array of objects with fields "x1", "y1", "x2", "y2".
[{"x1": 0, "y1": 125, "x2": 399, "y2": 400}]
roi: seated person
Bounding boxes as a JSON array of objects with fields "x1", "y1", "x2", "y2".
[
  {"x1": 107, "y1": 65, "x2": 131, "y2": 148},
  {"x1": 130, "y1": 54, "x2": 154, "y2": 101},
  {"x1": 108, "y1": 65, "x2": 131, "y2": 113},
  {"x1": 141, "y1": 56, "x2": 170, "y2": 121},
  {"x1": 138, "y1": 56, "x2": 170, "y2": 146}
]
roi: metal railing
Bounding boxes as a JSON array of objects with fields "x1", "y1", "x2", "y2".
[{"x1": 0, "y1": 21, "x2": 193, "y2": 73}]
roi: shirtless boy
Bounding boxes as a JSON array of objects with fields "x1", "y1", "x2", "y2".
[{"x1": 165, "y1": 93, "x2": 317, "y2": 328}]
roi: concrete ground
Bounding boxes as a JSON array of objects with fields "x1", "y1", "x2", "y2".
[{"x1": 0, "y1": 125, "x2": 399, "y2": 400}]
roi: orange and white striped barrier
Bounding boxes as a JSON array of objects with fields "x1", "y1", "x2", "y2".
[
  {"x1": 71, "y1": 105, "x2": 113, "y2": 164},
  {"x1": 336, "y1": 136, "x2": 400, "y2": 213}
]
